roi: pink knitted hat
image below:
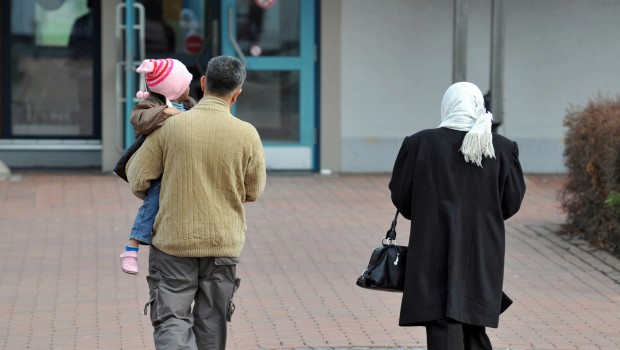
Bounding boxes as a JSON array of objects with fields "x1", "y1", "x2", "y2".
[{"x1": 135, "y1": 58, "x2": 192, "y2": 101}]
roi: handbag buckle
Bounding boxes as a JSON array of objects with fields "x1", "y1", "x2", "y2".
[{"x1": 382, "y1": 238, "x2": 396, "y2": 246}]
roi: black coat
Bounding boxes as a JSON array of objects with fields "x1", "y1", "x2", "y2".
[{"x1": 389, "y1": 127, "x2": 526, "y2": 328}]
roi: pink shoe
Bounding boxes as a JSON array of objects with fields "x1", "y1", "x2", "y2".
[{"x1": 120, "y1": 251, "x2": 139, "y2": 274}]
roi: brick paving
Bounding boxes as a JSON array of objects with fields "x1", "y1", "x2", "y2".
[{"x1": 0, "y1": 172, "x2": 619, "y2": 350}]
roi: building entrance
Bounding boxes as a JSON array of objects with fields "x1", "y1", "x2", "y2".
[
  {"x1": 0, "y1": 0, "x2": 318, "y2": 170},
  {"x1": 122, "y1": 0, "x2": 318, "y2": 170}
]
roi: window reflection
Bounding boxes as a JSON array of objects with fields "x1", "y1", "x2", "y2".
[
  {"x1": 9, "y1": 0, "x2": 97, "y2": 137},
  {"x1": 136, "y1": 0, "x2": 207, "y2": 99},
  {"x1": 142, "y1": 0, "x2": 176, "y2": 54},
  {"x1": 68, "y1": 0, "x2": 94, "y2": 58},
  {"x1": 236, "y1": 0, "x2": 300, "y2": 57},
  {"x1": 236, "y1": 71, "x2": 300, "y2": 142}
]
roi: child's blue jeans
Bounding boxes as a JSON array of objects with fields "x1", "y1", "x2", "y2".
[{"x1": 129, "y1": 178, "x2": 161, "y2": 245}]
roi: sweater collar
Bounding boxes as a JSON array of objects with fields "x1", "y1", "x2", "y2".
[{"x1": 196, "y1": 96, "x2": 231, "y2": 112}]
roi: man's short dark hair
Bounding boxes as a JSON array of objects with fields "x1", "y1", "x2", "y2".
[{"x1": 205, "y1": 56, "x2": 246, "y2": 97}]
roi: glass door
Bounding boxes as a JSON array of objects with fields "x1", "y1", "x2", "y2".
[
  {"x1": 221, "y1": 0, "x2": 316, "y2": 170},
  {"x1": 119, "y1": 0, "x2": 218, "y2": 147},
  {"x1": 135, "y1": 0, "x2": 218, "y2": 99}
]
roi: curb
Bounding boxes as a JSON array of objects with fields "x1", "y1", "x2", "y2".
[{"x1": 521, "y1": 223, "x2": 620, "y2": 284}]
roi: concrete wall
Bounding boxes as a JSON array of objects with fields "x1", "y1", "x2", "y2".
[
  {"x1": 331, "y1": 0, "x2": 620, "y2": 173},
  {"x1": 503, "y1": 0, "x2": 620, "y2": 172},
  {"x1": 339, "y1": 0, "x2": 454, "y2": 172}
]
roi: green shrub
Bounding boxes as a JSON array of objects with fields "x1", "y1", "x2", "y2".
[{"x1": 559, "y1": 97, "x2": 620, "y2": 256}]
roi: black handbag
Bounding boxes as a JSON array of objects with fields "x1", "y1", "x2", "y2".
[{"x1": 356, "y1": 210, "x2": 407, "y2": 292}]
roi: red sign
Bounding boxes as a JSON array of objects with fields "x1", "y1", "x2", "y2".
[
  {"x1": 255, "y1": 0, "x2": 276, "y2": 9},
  {"x1": 185, "y1": 35, "x2": 203, "y2": 54}
]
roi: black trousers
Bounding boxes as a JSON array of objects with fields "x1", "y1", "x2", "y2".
[{"x1": 425, "y1": 318, "x2": 493, "y2": 350}]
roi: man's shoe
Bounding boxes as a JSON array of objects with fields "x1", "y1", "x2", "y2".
[{"x1": 120, "y1": 251, "x2": 139, "y2": 274}]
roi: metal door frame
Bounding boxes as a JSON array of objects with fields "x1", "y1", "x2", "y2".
[{"x1": 220, "y1": 0, "x2": 317, "y2": 170}]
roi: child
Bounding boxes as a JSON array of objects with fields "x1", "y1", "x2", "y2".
[{"x1": 114, "y1": 58, "x2": 196, "y2": 274}]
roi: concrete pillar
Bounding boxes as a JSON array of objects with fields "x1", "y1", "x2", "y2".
[
  {"x1": 490, "y1": 0, "x2": 505, "y2": 127},
  {"x1": 320, "y1": 0, "x2": 343, "y2": 173},
  {"x1": 452, "y1": 0, "x2": 468, "y2": 83},
  {"x1": 101, "y1": 0, "x2": 124, "y2": 172}
]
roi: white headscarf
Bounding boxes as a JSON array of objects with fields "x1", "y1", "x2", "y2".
[{"x1": 438, "y1": 82, "x2": 495, "y2": 167}]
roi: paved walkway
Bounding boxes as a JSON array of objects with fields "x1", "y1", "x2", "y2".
[{"x1": 0, "y1": 172, "x2": 619, "y2": 350}]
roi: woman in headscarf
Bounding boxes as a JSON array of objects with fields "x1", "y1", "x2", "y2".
[{"x1": 389, "y1": 82, "x2": 526, "y2": 350}]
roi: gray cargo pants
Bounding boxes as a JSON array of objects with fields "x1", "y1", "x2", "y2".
[{"x1": 145, "y1": 246, "x2": 240, "y2": 350}]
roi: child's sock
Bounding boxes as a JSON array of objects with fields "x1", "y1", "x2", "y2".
[{"x1": 125, "y1": 245, "x2": 139, "y2": 252}]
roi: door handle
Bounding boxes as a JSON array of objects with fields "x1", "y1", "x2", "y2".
[{"x1": 227, "y1": 5, "x2": 247, "y2": 66}]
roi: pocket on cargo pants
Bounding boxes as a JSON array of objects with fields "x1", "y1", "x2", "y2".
[
  {"x1": 144, "y1": 273, "x2": 161, "y2": 324},
  {"x1": 227, "y1": 277, "x2": 241, "y2": 322},
  {"x1": 213, "y1": 257, "x2": 240, "y2": 322}
]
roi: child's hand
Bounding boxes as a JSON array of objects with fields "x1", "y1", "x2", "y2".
[{"x1": 163, "y1": 107, "x2": 181, "y2": 116}]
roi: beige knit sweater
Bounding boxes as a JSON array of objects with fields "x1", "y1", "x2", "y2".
[{"x1": 126, "y1": 97, "x2": 266, "y2": 257}]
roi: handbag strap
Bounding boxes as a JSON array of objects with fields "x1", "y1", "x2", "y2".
[{"x1": 383, "y1": 210, "x2": 400, "y2": 244}]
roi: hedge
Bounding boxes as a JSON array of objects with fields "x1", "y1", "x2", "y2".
[{"x1": 559, "y1": 96, "x2": 620, "y2": 257}]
